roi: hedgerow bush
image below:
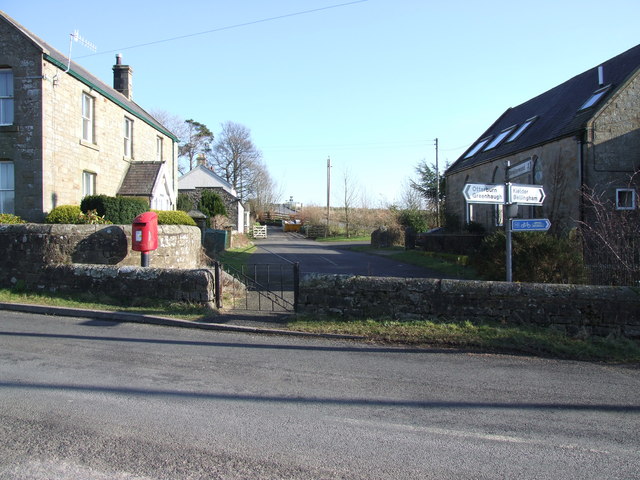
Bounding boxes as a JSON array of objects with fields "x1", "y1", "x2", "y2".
[
  {"x1": 0, "y1": 213, "x2": 26, "y2": 224},
  {"x1": 81, "y1": 195, "x2": 148, "y2": 224},
  {"x1": 153, "y1": 210, "x2": 197, "y2": 226},
  {"x1": 471, "y1": 230, "x2": 587, "y2": 284},
  {"x1": 45, "y1": 205, "x2": 83, "y2": 224},
  {"x1": 45, "y1": 205, "x2": 111, "y2": 224}
]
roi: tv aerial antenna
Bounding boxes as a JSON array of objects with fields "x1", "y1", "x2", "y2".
[
  {"x1": 54, "y1": 29, "x2": 97, "y2": 85},
  {"x1": 64, "y1": 30, "x2": 97, "y2": 72}
]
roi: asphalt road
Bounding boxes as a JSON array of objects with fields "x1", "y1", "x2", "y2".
[
  {"x1": 1, "y1": 311, "x2": 639, "y2": 479},
  {"x1": 251, "y1": 227, "x2": 451, "y2": 278}
]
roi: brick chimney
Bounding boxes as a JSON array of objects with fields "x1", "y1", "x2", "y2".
[{"x1": 113, "y1": 53, "x2": 133, "y2": 99}]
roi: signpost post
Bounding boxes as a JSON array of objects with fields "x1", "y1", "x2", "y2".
[{"x1": 462, "y1": 162, "x2": 548, "y2": 282}]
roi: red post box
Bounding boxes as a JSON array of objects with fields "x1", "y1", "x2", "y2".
[{"x1": 132, "y1": 212, "x2": 158, "y2": 266}]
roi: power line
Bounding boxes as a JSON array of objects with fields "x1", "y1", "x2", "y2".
[{"x1": 77, "y1": 0, "x2": 368, "y2": 59}]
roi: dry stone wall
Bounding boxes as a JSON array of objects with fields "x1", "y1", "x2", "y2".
[
  {"x1": 298, "y1": 274, "x2": 640, "y2": 339},
  {"x1": 0, "y1": 224, "x2": 202, "y2": 290}
]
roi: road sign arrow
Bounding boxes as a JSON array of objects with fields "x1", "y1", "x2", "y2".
[
  {"x1": 462, "y1": 183, "x2": 505, "y2": 204},
  {"x1": 509, "y1": 184, "x2": 545, "y2": 205}
]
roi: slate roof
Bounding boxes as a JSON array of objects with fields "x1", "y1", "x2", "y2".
[
  {"x1": 118, "y1": 162, "x2": 163, "y2": 196},
  {"x1": 0, "y1": 10, "x2": 178, "y2": 142},
  {"x1": 447, "y1": 43, "x2": 640, "y2": 175}
]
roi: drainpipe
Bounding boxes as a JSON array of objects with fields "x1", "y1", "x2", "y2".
[{"x1": 577, "y1": 134, "x2": 585, "y2": 224}]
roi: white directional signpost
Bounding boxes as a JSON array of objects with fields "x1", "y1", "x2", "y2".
[
  {"x1": 509, "y1": 184, "x2": 545, "y2": 205},
  {"x1": 462, "y1": 184, "x2": 505, "y2": 204},
  {"x1": 462, "y1": 161, "x2": 549, "y2": 282}
]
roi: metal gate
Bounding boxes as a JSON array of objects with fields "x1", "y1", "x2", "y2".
[{"x1": 214, "y1": 262, "x2": 299, "y2": 312}]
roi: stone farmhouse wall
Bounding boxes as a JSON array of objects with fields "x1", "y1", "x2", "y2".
[
  {"x1": 298, "y1": 274, "x2": 640, "y2": 339},
  {"x1": 586, "y1": 70, "x2": 640, "y2": 192}
]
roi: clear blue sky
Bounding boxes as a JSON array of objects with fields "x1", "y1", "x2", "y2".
[{"x1": 3, "y1": 0, "x2": 639, "y2": 207}]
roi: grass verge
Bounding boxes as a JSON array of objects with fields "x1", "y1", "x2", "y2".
[
  {"x1": 214, "y1": 245, "x2": 257, "y2": 271},
  {"x1": 0, "y1": 288, "x2": 212, "y2": 322},
  {"x1": 316, "y1": 235, "x2": 370, "y2": 243},
  {"x1": 351, "y1": 246, "x2": 479, "y2": 279},
  {"x1": 288, "y1": 317, "x2": 640, "y2": 363},
  {"x1": 2, "y1": 287, "x2": 638, "y2": 363}
]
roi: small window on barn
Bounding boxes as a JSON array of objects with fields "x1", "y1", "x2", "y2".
[
  {"x1": 579, "y1": 85, "x2": 610, "y2": 111},
  {"x1": 464, "y1": 137, "x2": 491, "y2": 159},
  {"x1": 506, "y1": 117, "x2": 536, "y2": 143},
  {"x1": 484, "y1": 126, "x2": 516, "y2": 151},
  {"x1": 616, "y1": 188, "x2": 636, "y2": 210}
]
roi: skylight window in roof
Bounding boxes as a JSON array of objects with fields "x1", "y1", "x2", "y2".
[
  {"x1": 484, "y1": 126, "x2": 516, "y2": 151},
  {"x1": 579, "y1": 85, "x2": 610, "y2": 110},
  {"x1": 464, "y1": 137, "x2": 491, "y2": 159},
  {"x1": 506, "y1": 117, "x2": 536, "y2": 143}
]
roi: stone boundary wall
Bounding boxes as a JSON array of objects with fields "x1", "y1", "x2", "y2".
[
  {"x1": 0, "y1": 224, "x2": 202, "y2": 288},
  {"x1": 298, "y1": 275, "x2": 640, "y2": 338},
  {"x1": 39, "y1": 264, "x2": 215, "y2": 304}
]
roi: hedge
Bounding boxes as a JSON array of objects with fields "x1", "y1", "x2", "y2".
[
  {"x1": 153, "y1": 210, "x2": 197, "y2": 226},
  {"x1": 81, "y1": 195, "x2": 148, "y2": 224}
]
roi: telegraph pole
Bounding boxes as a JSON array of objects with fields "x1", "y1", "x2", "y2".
[
  {"x1": 326, "y1": 156, "x2": 331, "y2": 237},
  {"x1": 434, "y1": 138, "x2": 440, "y2": 227}
]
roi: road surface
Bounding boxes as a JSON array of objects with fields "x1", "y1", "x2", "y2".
[
  {"x1": 251, "y1": 227, "x2": 453, "y2": 278},
  {"x1": 1, "y1": 311, "x2": 639, "y2": 479}
]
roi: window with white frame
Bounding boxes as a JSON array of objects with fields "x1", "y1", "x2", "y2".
[
  {"x1": 616, "y1": 188, "x2": 636, "y2": 210},
  {"x1": 81, "y1": 93, "x2": 94, "y2": 143},
  {"x1": 123, "y1": 117, "x2": 133, "y2": 158},
  {"x1": 0, "y1": 161, "x2": 15, "y2": 214},
  {"x1": 0, "y1": 68, "x2": 14, "y2": 126},
  {"x1": 82, "y1": 171, "x2": 96, "y2": 198},
  {"x1": 156, "y1": 137, "x2": 163, "y2": 161},
  {"x1": 466, "y1": 203, "x2": 475, "y2": 224}
]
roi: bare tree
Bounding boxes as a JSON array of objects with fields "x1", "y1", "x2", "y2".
[
  {"x1": 210, "y1": 122, "x2": 262, "y2": 201},
  {"x1": 149, "y1": 109, "x2": 187, "y2": 139},
  {"x1": 399, "y1": 177, "x2": 425, "y2": 210},
  {"x1": 578, "y1": 169, "x2": 640, "y2": 285},
  {"x1": 247, "y1": 162, "x2": 283, "y2": 218},
  {"x1": 341, "y1": 167, "x2": 360, "y2": 237}
]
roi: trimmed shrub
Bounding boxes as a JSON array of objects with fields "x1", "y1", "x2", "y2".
[
  {"x1": 81, "y1": 195, "x2": 148, "y2": 224},
  {"x1": 0, "y1": 213, "x2": 26, "y2": 224},
  {"x1": 153, "y1": 210, "x2": 197, "y2": 226},
  {"x1": 471, "y1": 230, "x2": 587, "y2": 284},
  {"x1": 45, "y1": 206, "x2": 111, "y2": 224},
  {"x1": 45, "y1": 205, "x2": 83, "y2": 224}
]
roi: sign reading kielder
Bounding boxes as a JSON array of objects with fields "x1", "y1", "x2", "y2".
[
  {"x1": 509, "y1": 184, "x2": 545, "y2": 205},
  {"x1": 462, "y1": 183, "x2": 505, "y2": 204}
]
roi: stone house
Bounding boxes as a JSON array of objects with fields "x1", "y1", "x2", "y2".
[
  {"x1": 445, "y1": 43, "x2": 640, "y2": 235},
  {"x1": 0, "y1": 11, "x2": 179, "y2": 222},
  {"x1": 178, "y1": 163, "x2": 248, "y2": 233}
]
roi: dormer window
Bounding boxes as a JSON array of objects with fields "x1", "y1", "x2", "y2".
[
  {"x1": 506, "y1": 117, "x2": 536, "y2": 143},
  {"x1": 464, "y1": 137, "x2": 491, "y2": 159},
  {"x1": 484, "y1": 126, "x2": 516, "y2": 151},
  {"x1": 579, "y1": 85, "x2": 611, "y2": 110}
]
